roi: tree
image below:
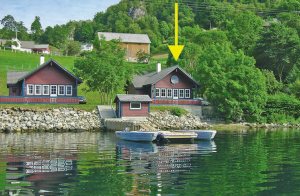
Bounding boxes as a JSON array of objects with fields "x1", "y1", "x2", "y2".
[
  {"x1": 64, "y1": 40, "x2": 81, "y2": 56},
  {"x1": 74, "y1": 21, "x2": 94, "y2": 43},
  {"x1": 254, "y1": 23, "x2": 300, "y2": 82},
  {"x1": 187, "y1": 43, "x2": 267, "y2": 122},
  {"x1": 1, "y1": 15, "x2": 17, "y2": 31},
  {"x1": 226, "y1": 11, "x2": 263, "y2": 54},
  {"x1": 31, "y1": 16, "x2": 43, "y2": 42},
  {"x1": 74, "y1": 39, "x2": 132, "y2": 103},
  {"x1": 262, "y1": 70, "x2": 283, "y2": 94}
]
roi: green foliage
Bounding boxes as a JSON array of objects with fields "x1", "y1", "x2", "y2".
[
  {"x1": 262, "y1": 70, "x2": 283, "y2": 94},
  {"x1": 136, "y1": 50, "x2": 150, "y2": 63},
  {"x1": 74, "y1": 21, "x2": 94, "y2": 43},
  {"x1": 151, "y1": 106, "x2": 188, "y2": 117},
  {"x1": 31, "y1": 16, "x2": 43, "y2": 42},
  {"x1": 74, "y1": 39, "x2": 132, "y2": 103},
  {"x1": 289, "y1": 80, "x2": 300, "y2": 98},
  {"x1": 264, "y1": 93, "x2": 300, "y2": 123},
  {"x1": 64, "y1": 40, "x2": 81, "y2": 56},
  {"x1": 254, "y1": 23, "x2": 300, "y2": 82}
]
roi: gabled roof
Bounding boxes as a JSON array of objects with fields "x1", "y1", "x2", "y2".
[
  {"x1": 132, "y1": 65, "x2": 199, "y2": 88},
  {"x1": 34, "y1": 44, "x2": 49, "y2": 49},
  {"x1": 98, "y1": 32, "x2": 151, "y2": 44},
  {"x1": 7, "y1": 59, "x2": 82, "y2": 85},
  {"x1": 114, "y1": 94, "x2": 152, "y2": 103}
]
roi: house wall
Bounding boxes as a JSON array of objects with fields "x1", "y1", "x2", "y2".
[
  {"x1": 155, "y1": 70, "x2": 195, "y2": 89},
  {"x1": 120, "y1": 102, "x2": 149, "y2": 117},
  {"x1": 0, "y1": 96, "x2": 80, "y2": 104},
  {"x1": 24, "y1": 64, "x2": 78, "y2": 96},
  {"x1": 8, "y1": 84, "x2": 22, "y2": 96},
  {"x1": 120, "y1": 43, "x2": 150, "y2": 61}
]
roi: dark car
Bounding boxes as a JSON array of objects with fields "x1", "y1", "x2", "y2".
[{"x1": 78, "y1": 96, "x2": 87, "y2": 104}]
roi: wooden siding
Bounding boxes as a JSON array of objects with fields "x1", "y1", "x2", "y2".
[
  {"x1": 120, "y1": 43, "x2": 150, "y2": 61},
  {"x1": 120, "y1": 102, "x2": 149, "y2": 117},
  {"x1": 152, "y1": 99, "x2": 201, "y2": 105},
  {"x1": 155, "y1": 70, "x2": 195, "y2": 89}
]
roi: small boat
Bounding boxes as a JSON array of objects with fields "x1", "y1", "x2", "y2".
[
  {"x1": 115, "y1": 130, "x2": 158, "y2": 142},
  {"x1": 182, "y1": 130, "x2": 217, "y2": 140},
  {"x1": 157, "y1": 131, "x2": 198, "y2": 143}
]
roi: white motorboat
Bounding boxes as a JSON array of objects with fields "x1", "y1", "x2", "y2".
[
  {"x1": 176, "y1": 130, "x2": 217, "y2": 140},
  {"x1": 115, "y1": 130, "x2": 159, "y2": 142}
]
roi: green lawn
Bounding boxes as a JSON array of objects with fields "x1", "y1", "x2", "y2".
[{"x1": 0, "y1": 49, "x2": 168, "y2": 110}]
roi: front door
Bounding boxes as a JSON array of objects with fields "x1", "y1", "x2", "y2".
[
  {"x1": 173, "y1": 89, "x2": 178, "y2": 99},
  {"x1": 50, "y1": 85, "x2": 57, "y2": 97}
]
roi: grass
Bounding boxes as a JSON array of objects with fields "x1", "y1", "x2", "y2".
[
  {"x1": 151, "y1": 105, "x2": 188, "y2": 117},
  {"x1": 0, "y1": 49, "x2": 168, "y2": 111}
]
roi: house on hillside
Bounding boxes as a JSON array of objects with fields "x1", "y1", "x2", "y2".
[
  {"x1": 1, "y1": 56, "x2": 83, "y2": 104},
  {"x1": 0, "y1": 39, "x2": 6, "y2": 46},
  {"x1": 98, "y1": 32, "x2": 151, "y2": 62},
  {"x1": 11, "y1": 38, "x2": 50, "y2": 54},
  {"x1": 80, "y1": 43, "x2": 93, "y2": 52},
  {"x1": 128, "y1": 63, "x2": 201, "y2": 105}
]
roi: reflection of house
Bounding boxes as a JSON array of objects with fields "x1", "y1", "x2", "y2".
[
  {"x1": 128, "y1": 63, "x2": 201, "y2": 105},
  {"x1": 114, "y1": 94, "x2": 152, "y2": 119},
  {"x1": 81, "y1": 43, "x2": 93, "y2": 52},
  {"x1": 98, "y1": 32, "x2": 151, "y2": 62},
  {"x1": 1, "y1": 57, "x2": 82, "y2": 104},
  {"x1": 10, "y1": 38, "x2": 50, "y2": 54}
]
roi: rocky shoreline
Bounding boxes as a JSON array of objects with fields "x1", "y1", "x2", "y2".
[{"x1": 0, "y1": 108, "x2": 101, "y2": 132}]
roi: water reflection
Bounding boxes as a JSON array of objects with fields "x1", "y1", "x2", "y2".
[{"x1": 1, "y1": 130, "x2": 300, "y2": 195}]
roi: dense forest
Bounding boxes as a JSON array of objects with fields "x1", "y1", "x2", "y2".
[{"x1": 1, "y1": 0, "x2": 300, "y2": 123}]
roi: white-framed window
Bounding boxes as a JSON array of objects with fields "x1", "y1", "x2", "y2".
[
  {"x1": 179, "y1": 89, "x2": 185, "y2": 98},
  {"x1": 161, "y1": 88, "x2": 166, "y2": 97},
  {"x1": 167, "y1": 89, "x2": 172, "y2": 98},
  {"x1": 66, "y1": 85, "x2": 72, "y2": 96},
  {"x1": 185, "y1": 89, "x2": 191, "y2": 98},
  {"x1": 155, "y1": 88, "x2": 160, "y2": 97},
  {"x1": 50, "y1": 85, "x2": 57, "y2": 96},
  {"x1": 43, "y1": 85, "x2": 49, "y2": 95},
  {"x1": 27, "y1": 84, "x2": 34, "y2": 95},
  {"x1": 35, "y1": 85, "x2": 42, "y2": 95},
  {"x1": 173, "y1": 89, "x2": 178, "y2": 99},
  {"x1": 58, "y1": 85, "x2": 65, "y2": 96},
  {"x1": 130, "y1": 102, "x2": 141, "y2": 110}
]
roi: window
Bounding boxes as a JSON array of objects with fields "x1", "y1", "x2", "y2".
[
  {"x1": 161, "y1": 88, "x2": 166, "y2": 97},
  {"x1": 43, "y1": 85, "x2": 49, "y2": 95},
  {"x1": 155, "y1": 88, "x2": 160, "y2": 97},
  {"x1": 50, "y1": 85, "x2": 57, "y2": 96},
  {"x1": 66, "y1": 85, "x2": 72, "y2": 96},
  {"x1": 35, "y1": 85, "x2": 42, "y2": 95},
  {"x1": 173, "y1": 89, "x2": 178, "y2": 98},
  {"x1": 130, "y1": 102, "x2": 141, "y2": 110},
  {"x1": 27, "y1": 84, "x2": 34, "y2": 95},
  {"x1": 185, "y1": 89, "x2": 191, "y2": 98},
  {"x1": 58, "y1": 85, "x2": 65, "y2": 95},
  {"x1": 167, "y1": 89, "x2": 172, "y2": 98},
  {"x1": 179, "y1": 89, "x2": 185, "y2": 98}
]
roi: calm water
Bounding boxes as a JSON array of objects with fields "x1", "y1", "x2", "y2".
[{"x1": 0, "y1": 130, "x2": 300, "y2": 195}]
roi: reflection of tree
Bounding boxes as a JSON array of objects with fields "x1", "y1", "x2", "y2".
[
  {"x1": 0, "y1": 161, "x2": 6, "y2": 193},
  {"x1": 68, "y1": 152, "x2": 133, "y2": 195}
]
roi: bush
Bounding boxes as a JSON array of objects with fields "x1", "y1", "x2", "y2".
[
  {"x1": 264, "y1": 93, "x2": 300, "y2": 123},
  {"x1": 151, "y1": 106, "x2": 188, "y2": 117},
  {"x1": 136, "y1": 50, "x2": 150, "y2": 63}
]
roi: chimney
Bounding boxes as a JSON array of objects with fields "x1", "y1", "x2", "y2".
[
  {"x1": 40, "y1": 55, "x2": 45, "y2": 65},
  {"x1": 156, "y1": 63, "x2": 161, "y2": 73}
]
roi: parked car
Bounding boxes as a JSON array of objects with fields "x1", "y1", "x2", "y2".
[
  {"x1": 79, "y1": 96, "x2": 87, "y2": 104},
  {"x1": 196, "y1": 98, "x2": 210, "y2": 106}
]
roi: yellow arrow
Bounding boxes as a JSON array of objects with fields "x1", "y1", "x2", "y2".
[{"x1": 168, "y1": 3, "x2": 184, "y2": 61}]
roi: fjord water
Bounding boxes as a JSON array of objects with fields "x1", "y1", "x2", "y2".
[{"x1": 0, "y1": 130, "x2": 300, "y2": 195}]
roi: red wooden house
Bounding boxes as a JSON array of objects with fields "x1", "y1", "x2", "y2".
[
  {"x1": 1, "y1": 59, "x2": 82, "y2": 104},
  {"x1": 128, "y1": 64, "x2": 201, "y2": 105},
  {"x1": 114, "y1": 94, "x2": 152, "y2": 119}
]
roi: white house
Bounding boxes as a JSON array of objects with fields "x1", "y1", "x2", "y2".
[
  {"x1": 81, "y1": 43, "x2": 93, "y2": 52},
  {"x1": 11, "y1": 38, "x2": 50, "y2": 54}
]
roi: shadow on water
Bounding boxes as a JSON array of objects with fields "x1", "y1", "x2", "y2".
[{"x1": 0, "y1": 129, "x2": 300, "y2": 195}]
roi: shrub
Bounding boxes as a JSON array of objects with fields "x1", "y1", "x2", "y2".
[{"x1": 151, "y1": 106, "x2": 188, "y2": 117}]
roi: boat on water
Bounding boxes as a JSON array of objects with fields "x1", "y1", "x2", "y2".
[
  {"x1": 115, "y1": 130, "x2": 159, "y2": 142},
  {"x1": 179, "y1": 130, "x2": 217, "y2": 140},
  {"x1": 156, "y1": 131, "x2": 198, "y2": 143}
]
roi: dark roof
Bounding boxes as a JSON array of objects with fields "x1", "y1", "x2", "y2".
[
  {"x1": 132, "y1": 65, "x2": 199, "y2": 88},
  {"x1": 7, "y1": 71, "x2": 28, "y2": 85},
  {"x1": 98, "y1": 32, "x2": 151, "y2": 44},
  {"x1": 7, "y1": 59, "x2": 82, "y2": 85},
  {"x1": 114, "y1": 94, "x2": 152, "y2": 102}
]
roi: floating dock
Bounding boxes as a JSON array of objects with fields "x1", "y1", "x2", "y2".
[{"x1": 157, "y1": 131, "x2": 198, "y2": 142}]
